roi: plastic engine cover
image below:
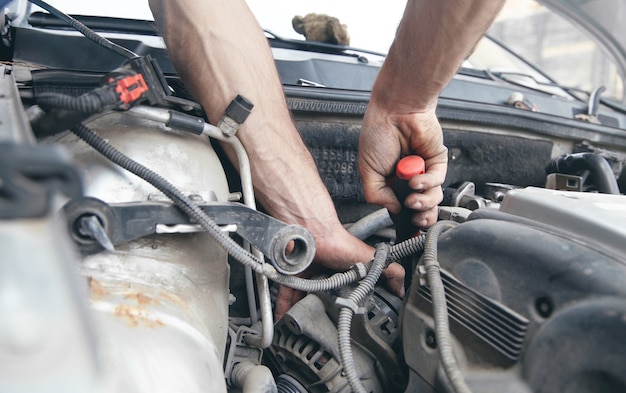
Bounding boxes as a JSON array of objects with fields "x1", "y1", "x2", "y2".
[{"x1": 401, "y1": 188, "x2": 626, "y2": 393}]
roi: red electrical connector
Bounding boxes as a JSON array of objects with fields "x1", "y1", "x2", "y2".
[
  {"x1": 113, "y1": 74, "x2": 149, "y2": 108},
  {"x1": 104, "y1": 55, "x2": 170, "y2": 110}
]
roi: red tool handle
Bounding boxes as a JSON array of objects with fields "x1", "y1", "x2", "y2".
[
  {"x1": 393, "y1": 155, "x2": 425, "y2": 242},
  {"x1": 396, "y1": 155, "x2": 426, "y2": 181},
  {"x1": 393, "y1": 155, "x2": 426, "y2": 292}
]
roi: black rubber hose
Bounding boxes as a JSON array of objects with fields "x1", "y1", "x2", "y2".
[
  {"x1": 346, "y1": 208, "x2": 394, "y2": 240},
  {"x1": 37, "y1": 87, "x2": 120, "y2": 114},
  {"x1": 28, "y1": 0, "x2": 138, "y2": 59},
  {"x1": 546, "y1": 152, "x2": 620, "y2": 194},
  {"x1": 29, "y1": 105, "x2": 93, "y2": 138}
]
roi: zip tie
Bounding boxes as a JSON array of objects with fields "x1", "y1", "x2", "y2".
[
  {"x1": 335, "y1": 297, "x2": 364, "y2": 314},
  {"x1": 417, "y1": 265, "x2": 428, "y2": 287},
  {"x1": 351, "y1": 262, "x2": 368, "y2": 280}
]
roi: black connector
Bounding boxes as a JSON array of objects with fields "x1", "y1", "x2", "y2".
[
  {"x1": 218, "y1": 95, "x2": 254, "y2": 136},
  {"x1": 125, "y1": 55, "x2": 170, "y2": 106},
  {"x1": 224, "y1": 95, "x2": 254, "y2": 124}
]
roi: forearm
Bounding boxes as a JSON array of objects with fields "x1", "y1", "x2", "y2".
[
  {"x1": 149, "y1": 0, "x2": 283, "y2": 123},
  {"x1": 373, "y1": 0, "x2": 505, "y2": 112},
  {"x1": 149, "y1": 0, "x2": 374, "y2": 268},
  {"x1": 150, "y1": 1, "x2": 315, "y2": 216}
]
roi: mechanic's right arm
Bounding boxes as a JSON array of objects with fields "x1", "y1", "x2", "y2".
[
  {"x1": 148, "y1": 0, "x2": 405, "y2": 319},
  {"x1": 359, "y1": 0, "x2": 505, "y2": 228}
]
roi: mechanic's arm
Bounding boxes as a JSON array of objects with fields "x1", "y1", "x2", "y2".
[
  {"x1": 359, "y1": 0, "x2": 505, "y2": 227},
  {"x1": 148, "y1": 0, "x2": 404, "y2": 315}
]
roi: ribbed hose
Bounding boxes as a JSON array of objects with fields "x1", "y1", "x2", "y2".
[
  {"x1": 337, "y1": 243, "x2": 390, "y2": 393},
  {"x1": 264, "y1": 261, "x2": 370, "y2": 292},
  {"x1": 70, "y1": 122, "x2": 464, "y2": 393},
  {"x1": 70, "y1": 123, "x2": 374, "y2": 293},
  {"x1": 265, "y1": 233, "x2": 425, "y2": 292},
  {"x1": 37, "y1": 87, "x2": 120, "y2": 113},
  {"x1": 422, "y1": 220, "x2": 472, "y2": 393},
  {"x1": 28, "y1": 0, "x2": 138, "y2": 59},
  {"x1": 390, "y1": 234, "x2": 426, "y2": 261},
  {"x1": 70, "y1": 123, "x2": 266, "y2": 271}
]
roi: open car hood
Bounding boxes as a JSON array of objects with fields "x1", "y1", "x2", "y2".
[{"x1": 538, "y1": 0, "x2": 626, "y2": 79}]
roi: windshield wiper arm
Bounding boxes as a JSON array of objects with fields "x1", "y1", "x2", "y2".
[{"x1": 587, "y1": 86, "x2": 606, "y2": 118}]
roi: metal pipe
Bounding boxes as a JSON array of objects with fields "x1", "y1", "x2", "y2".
[
  {"x1": 250, "y1": 271, "x2": 274, "y2": 349},
  {"x1": 244, "y1": 246, "x2": 259, "y2": 324},
  {"x1": 205, "y1": 120, "x2": 274, "y2": 349},
  {"x1": 128, "y1": 106, "x2": 274, "y2": 346}
]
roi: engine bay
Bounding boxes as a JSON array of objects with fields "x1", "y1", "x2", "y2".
[{"x1": 2, "y1": 2, "x2": 626, "y2": 393}]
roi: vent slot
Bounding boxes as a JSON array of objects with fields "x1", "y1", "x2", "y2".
[{"x1": 419, "y1": 270, "x2": 529, "y2": 360}]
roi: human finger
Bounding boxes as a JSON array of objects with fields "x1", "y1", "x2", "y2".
[
  {"x1": 380, "y1": 262, "x2": 405, "y2": 298},
  {"x1": 275, "y1": 285, "x2": 301, "y2": 320}
]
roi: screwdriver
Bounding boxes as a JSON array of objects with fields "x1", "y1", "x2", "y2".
[{"x1": 392, "y1": 155, "x2": 425, "y2": 291}]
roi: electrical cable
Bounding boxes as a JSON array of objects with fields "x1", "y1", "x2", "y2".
[
  {"x1": 71, "y1": 115, "x2": 462, "y2": 393},
  {"x1": 68, "y1": 122, "x2": 377, "y2": 294},
  {"x1": 37, "y1": 86, "x2": 120, "y2": 113},
  {"x1": 70, "y1": 122, "x2": 266, "y2": 270},
  {"x1": 70, "y1": 106, "x2": 429, "y2": 295},
  {"x1": 390, "y1": 234, "x2": 426, "y2": 260},
  {"x1": 28, "y1": 0, "x2": 138, "y2": 59},
  {"x1": 336, "y1": 243, "x2": 390, "y2": 393},
  {"x1": 421, "y1": 220, "x2": 472, "y2": 393}
]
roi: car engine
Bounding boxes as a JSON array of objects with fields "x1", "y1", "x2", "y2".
[{"x1": 2, "y1": 2, "x2": 626, "y2": 393}]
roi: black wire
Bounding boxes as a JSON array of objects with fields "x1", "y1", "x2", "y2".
[
  {"x1": 28, "y1": 0, "x2": 138, "y2": 60},
  {"x1": 37, "y1": 86, "x2": 120, "y2": 113},
  {"x1": 70, "y1": 123, "x2": 265, "y2": 270}
]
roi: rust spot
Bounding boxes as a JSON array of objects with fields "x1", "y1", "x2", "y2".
[
  {"x1": 88, "y1": 277, "x2": 107, "y2": 299},
  {"x1": 159, "y1": 291, "x2": 190, "y2": 311},
  {"x1": 114, "y1": 305, "x2": 164, "y2": 328},
  {"x1": 114, "y1": 305, "x2": 139, "y2": 327},
  {"x1": 124, "y1": 293, "x2": 159, "y2": 306}
]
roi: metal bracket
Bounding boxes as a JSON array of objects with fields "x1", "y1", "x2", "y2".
[{"x1": 63, "y1": 197, "x2": 315, "y2": 274}]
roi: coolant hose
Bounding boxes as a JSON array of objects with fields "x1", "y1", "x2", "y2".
[
  {"x1": 337, "y1": 243, "x2": 390, "y2": 393},
  {"x1": 546, "y1": 152, "x2": 620, "y2": 194},
  {"x1": 422, "y1": 220, "x2": 472, "y2": 393},
  {"x1": 347, "y1": 208, "x2": 394, "y2": 240}
]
